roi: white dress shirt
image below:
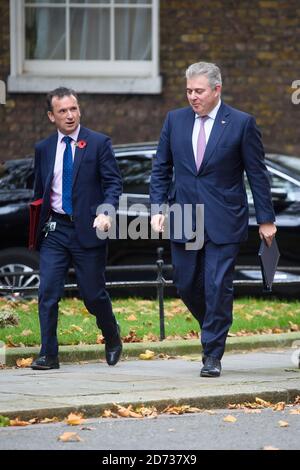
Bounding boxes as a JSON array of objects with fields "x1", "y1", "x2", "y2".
[
  {"x1": 192, "y1": 100, "x2": 221, "y2": 164},
  {"x1": 51, "y1": 125, "x2": 80, "y2": 214}
]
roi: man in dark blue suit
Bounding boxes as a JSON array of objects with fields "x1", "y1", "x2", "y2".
[
  {"x1": 31, "y1": 87, "x2": 123, "y2": 370},
  {"x1": 150, "y1": 62, "x2": 277, "y2": 377}
]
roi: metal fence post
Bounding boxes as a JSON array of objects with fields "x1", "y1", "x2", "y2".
[{"x1": 156, "y1": 246, "x2": 166, "y2": 341}]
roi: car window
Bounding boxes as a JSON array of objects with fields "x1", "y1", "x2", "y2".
[
  {"x1": 0, "y1": 159, "x2": 34, "y2": 190},
  {"x1": 245, "y1": 169, "x2": 300, "y2": 206},
  {"x1": 116, "y1": 154, "x2": 152, "y2": 194}
]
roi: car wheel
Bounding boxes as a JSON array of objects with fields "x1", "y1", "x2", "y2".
[{"x1": 0, "y1": 248, "x2": 40, "y2": 299}]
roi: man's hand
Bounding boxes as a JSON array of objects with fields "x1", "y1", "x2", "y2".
[
  {"x1": 93, "y1": 214, "x2": 112, "y2": 232},
  {"x1": 259, "y1": 222, "x2": 277, "y2": 247},
  {"x1": 151, "y1": 214, "x2": 165, "y2": 233}
]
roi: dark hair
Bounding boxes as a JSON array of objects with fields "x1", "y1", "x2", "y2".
[{"x1": 46, "y1": 87, "x2": 79, "y2": 112}]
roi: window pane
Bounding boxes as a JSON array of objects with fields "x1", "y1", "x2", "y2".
[
  {"x1": 25, "y1": 1, "x2": 64, "y2": 4},
  {"x1": 117, "y1": 156, "x2": 152, "y2": 194},
  {"x1": 71, "y1": 1, "x2": 110, "y2": 3},
  {"x1": 25, "y1": 7, "x2": 65, "y2": 59},
  {"x1": 115, "y1": 8, "x2": 151, "y2": 60},
  {"x1": 70, "y1": 8, "x2": 110, "y2": 59},
  {"x1": 116, "y1": 1, "x2": 152, "y2": 4}
]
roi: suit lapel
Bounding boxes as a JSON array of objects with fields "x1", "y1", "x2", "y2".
[
  {"x1": 199, "y1": 102, "x2": 230, "y2": 173},
  {"x1": 72, "y1": 127, "x2": 89, "y2": 186},
  {"x1": 45, "y1": 133, "x2": 58, "y2": 188}
]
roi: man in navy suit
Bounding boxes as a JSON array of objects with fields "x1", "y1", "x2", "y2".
[
  {"x1": 150, "y1": 62, "x2": 276, "y2": 377},
  {"x1": 31, "y1": 87, "x2": 123, "y2": 370}
]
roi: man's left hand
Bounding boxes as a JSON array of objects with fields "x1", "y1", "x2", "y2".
[
  {"x1": 259, "y1": 222, "x2": 277, "y2": 247},
  {"x1": 93, "y1": 214, "x2": 112, "y2": 232}
]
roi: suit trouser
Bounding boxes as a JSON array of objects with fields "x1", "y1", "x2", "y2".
[
  {"x1": 38, "y1": 218, "x2": 117, "y2": 356},
  {"x1": 171, "y1": 239, "x2": 240, "y2": 360}
]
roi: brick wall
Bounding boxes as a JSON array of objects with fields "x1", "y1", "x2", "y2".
[{"x1": 0, "y1": 0, "x2": 300, "y2": 159}]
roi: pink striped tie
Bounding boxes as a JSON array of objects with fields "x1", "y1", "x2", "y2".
[{"x1": 196, "y1": 115, "x2": 208, "y2": 171}]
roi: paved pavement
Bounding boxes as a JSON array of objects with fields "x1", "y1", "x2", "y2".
[{"x1": 0, "y1": 333, "x2": 300, "y2": 420}]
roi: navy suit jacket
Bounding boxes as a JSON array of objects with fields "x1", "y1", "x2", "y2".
[
  {"x1": 150, "y1": 102, "x2": 275, "y2": 245},
  {"x1": 34, "y1": 126, "x2": 122, "y2": 249}
]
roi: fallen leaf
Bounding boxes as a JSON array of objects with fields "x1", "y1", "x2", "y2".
[
  {"x1": 288, "y1": 321, "x2": 299, "y2": 332},
  {"x1": 10, "y1": 418, "x2": 30, "y2": 426},
  {"x1": 163, "y1": 405, "x2": 201, "y2": 415},
  {"x1": 135, "y1": 406, "x2": 158, "y2": 418},
  {"x1": 165, "y1": 312, "x2": 174, "y2": 318},
  {"x1": 273, "y1": 402, "x2": 285, "y2": 411},
  {"x1": 40, "y1": 417, "x2": 59, "y2": 423},
  {"x1": 58, "y1": 432, "x2": 82, "y2": 442},
  {"x1": 102, "y1": 409, "x2": 113, "y2": 418},
  {"x1": 123, "y1": 329, "x2": 141, "y2": 343},
  {"x1": 272, "y1": 328, "x2": 283, "y2": 334},
  {"x1": 223, "y1": 415, "x2": 237, "y2": 423},
  {"x1": 255, "y1": 397, "x2": 272, "y2": 407},
  {"x1": 21, "y1": 329, "x2": 33, "y2": 337},
  {"x1": 96, "y1": 334, "x2": 104, "y2": 344},
  {"x1": 278, "y1": 420, "x2": 289, "y2": 427},
  {"x1": 289, "y1": 409, "x2": 300, "y2": 415},
  {"x1": 70, "y1": 325, "x2": 83, "y2": 332},
  {"x1": 142, "y1": 333, "x2": 159, "y2": 342},
  {"x1": 16, "y1": 357, "x2": 33, "y2": 368},
  {"x1": 139, "y1": 349, "x2": 155, "y2": 360},
  {"x1": 115, "y1": 405, "x2": 131, "y2": 418},
  {"x1": 65, "y1": 412, "x2": 85, "y2": 426},
  {"x1": 127, "y1": 314, "x2": 137, "y2": 321}
]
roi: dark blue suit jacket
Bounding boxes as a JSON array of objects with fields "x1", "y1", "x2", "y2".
[
  {"x1": 150, "y1": 102, "x2": 275, "y2": 245},
  {"x1": 34, "y1": 126, "x2": 122, "y2": 248}
]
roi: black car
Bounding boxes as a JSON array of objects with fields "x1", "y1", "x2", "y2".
[{"x1": 0, "y1": 143, "x2": 300, "y2": 296}]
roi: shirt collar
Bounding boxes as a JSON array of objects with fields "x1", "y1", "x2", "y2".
[
  {"x1": 195, "y1": 99, "x2": 221, "y2": 121},
  {"x1": 58, "y1": 124, "x2": 81, "y2": 143}
]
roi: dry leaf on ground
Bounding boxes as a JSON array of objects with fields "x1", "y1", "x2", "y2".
[
  {"x1": 10, "y1": 418, "x2": 31, "y2": 426},
  {"x1": 289, "y1": 409, "x2": 300, "y2": 415},
  {"x1": 127, "y1": 314, "x2": 137, "y2": 321},
  {"x1": 58, "y1": 432, "x2": 82, "y2": 442},
  {"x1": 21, "y1": 329, "x2": 33, "y2": 337},
  {"x1": 278, "y1": 420, "x2": 289, "y2": 427},
  {"x1": 40, "y1": 417, "x2": 59, "y2": 424},
  {"x1": 255, "y1": 397, "x2": 272, "y2": 407},
  {"x1": 273, "y1": 402, "x2": 285, "y2": 411},
  {"x1": 16, "y1": 357, "x2": 33, "y2": 368},
  {"x1": 65, "y1": 412, "x2": 85, "y2": 426},
  {"x1": 163, "y1": 405, "x2": 201, "y2": 415},
  {"x1": 139, "y1": 349, "x2": 155, "y2": 360},
  {"x1": 223, "y1": 415, "x2": 237, "y2": 423}
]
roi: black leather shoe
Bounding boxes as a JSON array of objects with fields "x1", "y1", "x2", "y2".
[
  {"x1": 31, "y1": 356, "x2": 60, "y2": 370},
  {"x1": 200, "y1": 356, "x2": 221, "y2": 377},
  {"x1": 105, "y1": 325, "x2": 122, "y2": 366}
]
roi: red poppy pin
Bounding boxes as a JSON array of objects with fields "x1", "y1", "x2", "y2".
[{"x1": 76, "y1": 140, "x2": 87, "y2": 149}]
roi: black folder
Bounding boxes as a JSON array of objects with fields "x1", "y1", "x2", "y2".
[{"x1": 258, "y1": 237, "x2": 280, "y2": 292}]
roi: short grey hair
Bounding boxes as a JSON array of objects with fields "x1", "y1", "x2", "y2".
[{"x1": 185, "y1": 62, "x2": 222, "y2": 89}]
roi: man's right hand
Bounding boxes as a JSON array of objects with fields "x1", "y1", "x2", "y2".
[{"x1": 151, "y1": 214, "x2": 165, "y2": 233}]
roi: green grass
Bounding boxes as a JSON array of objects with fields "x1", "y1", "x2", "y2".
[{"x1": 0, "y1": 296, "x2": 299, "y2": 347}]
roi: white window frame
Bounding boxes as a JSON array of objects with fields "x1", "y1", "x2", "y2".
[{"x1": 8, "y1": 0, "x2": 161, "y2": 94}]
